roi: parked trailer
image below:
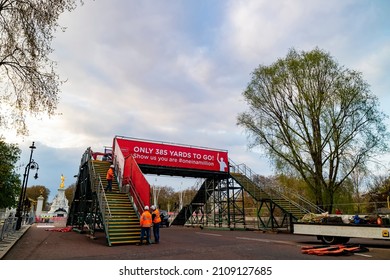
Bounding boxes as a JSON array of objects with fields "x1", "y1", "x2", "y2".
[{"x1": 293, "y1": 222, "x2": 390, "y2": 244}]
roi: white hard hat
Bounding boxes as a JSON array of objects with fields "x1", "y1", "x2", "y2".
[
  {"x1": 144, "y1": 205, "x2": 149, "y2": 210},
  {"x1": 151, "y1": 205, "x2": 156, "y2": 210},
  {"x1": 110, "y1": 165, "x2": 114, "y2": 168}
]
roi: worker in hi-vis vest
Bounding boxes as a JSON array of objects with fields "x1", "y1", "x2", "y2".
[
  {"x1": 137, "y1": 205, "x2": 152, "y2": 245},
  {"x1": 151, "y1": 205, "x2": 161, "y2": 244}
]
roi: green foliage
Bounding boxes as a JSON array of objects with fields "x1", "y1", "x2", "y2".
[
  {"x1": 65, "y1": 183, "x2": 76, "y2": 206},
  {"x1": 26, "y1": 185, "x2": 50, "y2": 207},
  {"x1": 153, "y1": 186, "x2": 176, "y2": 210},
  {"x1": 152, "y1": 185, "x2": 199, "y2": 211},
  {"x1": 365, "y1": 175, "x2": 390, "y2": 213},
  {"x1": 0, "y1": 0, "x2": 83, "y2": 135},
  {"x1": 0, "y1": 138, "x2": 21, "y2": 208},
  {"x1": 238, "y1": 47, "x2": 390, "y2": 212}
]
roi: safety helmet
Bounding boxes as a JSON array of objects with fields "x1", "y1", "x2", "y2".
[
  {"x1": 144, "y1": 205, "x2": 149, "y2": 210},
  {"x1": 110, "y1": 165, "x2": 114, "y2": 168},
  {"x1": 151, "y1": 205, "x2": 156, "y2": 210}
]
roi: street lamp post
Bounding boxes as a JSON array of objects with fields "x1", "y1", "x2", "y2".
[{"x1": 15, "y1": 142, "x2": 39, "y2": 230}]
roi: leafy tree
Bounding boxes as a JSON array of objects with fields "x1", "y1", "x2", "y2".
[
  {"x1": 0, "y1": 0, "x2": 83, "y2": 135},
  {"x1": 276, "y1": 174, "x2": 315, "y2": 202},
  {"x1": 365, "y1": 174, "x2": 390, "y2": 213},
  {"x1": 65, "y1": 183, "x2": 75, "y2": 206},
  {"x1": 26, "y1": 185, "x2": 50, "y2": 207},
  {"x1": 0, "y1": 138, "x2": 21, "y2": 208},
  {"x1": 181, "y1": 186, "x2": 198, "y2": 207},
  {"x1": 237, "y1": 48, "x2": 389, "y2": 213},
  {"x1": 153, "y1": 185, "x2": 200, "y2": 211},
  {"x1": 152, "y1": 185, "x2": 176, "y2": 211}
]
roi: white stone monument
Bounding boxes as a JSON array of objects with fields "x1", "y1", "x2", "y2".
[
  {"x1": 48, "y1": 174, "x2": 69, "y2": 217},
  {"x1": 36, "y1": 194, "x2": 44, "y2": 217}
]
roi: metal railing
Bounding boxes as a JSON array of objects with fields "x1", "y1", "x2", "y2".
[
  {"x1": 229, "y1": 159, "x2": 324, "y2": 214},
  {"x1": 120, "y1": 155, "x2": 151, "y2": 218},
  {"x1": 0, "y1": 217, "x2": 17, "y2": 241},
  {"x1": 122, "y1": 176, "x2": 144, "y2": 219},
  {"x1": 88, "y1": 152, "x2": 112, "y2": 235},
  {"x1": 113, "y1": 155, "x2": 123, "y2": 189}
]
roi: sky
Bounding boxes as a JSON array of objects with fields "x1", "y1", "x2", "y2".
[{"x1": 3, "y1": 0, "x2": 390, "y2": 201}]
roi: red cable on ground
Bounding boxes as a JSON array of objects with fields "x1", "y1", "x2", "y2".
[
  {"x1": 301, "y1": 244, "x2": 368, "y2": 256},
  {"x1": 45, "y1": 226, "x2": 73, "y2": 232}
]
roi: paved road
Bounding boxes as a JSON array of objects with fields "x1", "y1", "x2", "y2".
[{"x1": 2, "y1": 224, "x2": 389, "y2": 260}]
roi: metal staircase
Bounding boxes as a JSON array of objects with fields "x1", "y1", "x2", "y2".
[
  {"x1": 171, "y1": 178, "x2": 215, "y2": 226},
  {"x1": 68, "y1": 149, "x2": 140, "y2": 246},
  {"x1": 229, "y1": 160, "x2": 324, "y2": 229},
  {"x1": 171, "y1": 159, "x2": 324, "y2": 230},
  {"x1": 230, "y1": 172, "x2": 307, "y2": 219},
  {"x1": 92, "y1": 160, "x2": 140, "y2": 245},
  {"x1": 70, "y1": 147, "x2": 323, "y2": 234},
  {"x1": 171, "y1": 176, "x2": 246, "y2": 228}
]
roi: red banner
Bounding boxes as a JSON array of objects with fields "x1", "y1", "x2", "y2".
[
  {"x1": 124, "y1": 156, "x2": 150, "y2": 211},
  {"x1": 115, "y1": 137, "x2": 229, "y2": 173}
]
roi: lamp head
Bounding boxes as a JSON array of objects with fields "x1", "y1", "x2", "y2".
[{"x1": 29, "y1": 142, "x2": 36, "y2": 150}]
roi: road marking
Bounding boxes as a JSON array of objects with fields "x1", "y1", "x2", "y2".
[
  {"x1": 354, "y1": 253, "x2": 372, "y2": 258},
  {"x1": 36, "y1": 225, "x2": 55, "y2": 228},
  {"x1": 236, "y1": 237, "x2": 297, "y2": 246},
  {"x1": 237, "y1": 237, "x2": 376, "y2": 258},
  {"x1": 195, "y1": 232, "x2": 222, "y2": 237},
  {"x1": 236, "y1": 237, "x2": 270, "y2": 243}
]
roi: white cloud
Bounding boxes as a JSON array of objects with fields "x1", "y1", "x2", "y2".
[
  {"x1": 3, "y1": 0, "x2": 390, "y2": 200},
  {"x1": 222, "y1": 0, "x2": 361, "y2": 65}
]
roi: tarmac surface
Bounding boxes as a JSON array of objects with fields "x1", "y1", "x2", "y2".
[
  {"x1": 0, "y1": 224, "x2": 30, "y2": 259},
  {"x1": 1, "y1": 223, "x2": 390, "y2": 260},
  {"x1": 0, "y1": 223, "x2": 313, "y2": 260},
  {"x1": 0, "y1": 224, "x2": 390, "y2": 260},
  {"x1": 3, "y1": 224, "x2": 389, "y2": 280}
]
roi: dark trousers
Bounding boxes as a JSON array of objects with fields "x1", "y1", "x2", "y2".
[
  {"x1": 105, "y1": 179, "x2": 112, "y2": 192},
  {"x1": 153, "y1": 223, "x2": 160, "y2": 243},
  {"x1": 140, "y1": 227, "x2": 151, "y2": 244}
]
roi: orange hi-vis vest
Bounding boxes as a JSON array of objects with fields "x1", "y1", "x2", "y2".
[
  {"x1": 140, "y1": 210, "x2": 152, "y2": 228},
  {"x1": 106, "y1": 168, "x2": 114, "y2": 180},
  {"x1": 152, "y1": 209, "x2": 161, "y2": 224}
]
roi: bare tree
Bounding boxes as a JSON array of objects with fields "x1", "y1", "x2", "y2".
[
  {"x1": 0, "y1": 0, "x2": 82, "y2": 135},
  {"x1": 237, "y1": 48, "x2": 389, "y2": 212}
]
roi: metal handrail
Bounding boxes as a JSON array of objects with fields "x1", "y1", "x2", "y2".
[
  {"x1": 113, "y1": 155, "x2": 123, "y2": 188},
  {"x1": 122, "y1": 176, "x2": 144, "y2": 218},
  {"x1": 0, "y1": 217, "x2": 17, "y2": 241},
  {"x1": 229, "y1": 158, "x2": 324, "y2": 214},
  {"x1": 88, "y1": 154, "x2": 112, "y2": 234},
  {"x1": 120, "y1": 155, "x2": 152, "y2": 217}
]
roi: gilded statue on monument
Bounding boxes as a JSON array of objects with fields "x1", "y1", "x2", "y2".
[{"x1": 60, "y1": 174, "x2": 65, "y2": 189}]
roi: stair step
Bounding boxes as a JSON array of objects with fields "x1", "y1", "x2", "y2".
[
  {"x1": 110, "y1": 235, "x2": 140, "y2": 239},
  {"x1": 109, "y1": 223, "x2": 139, "y2": 226},
  {"x1": 110, "y1": 240, "x2": 139, "y2": 245},
  {"x1": 92, "y1": 160, "x2": 143, "y2": 245},
  {"x1": 230, "y1": 172, "x2": 306, "y2": 221},
  {"x1": 109, "y1": 208, "x2": 134, "y2": 212},
  {"x1": 109, "y1": 231, "x2": 140, "y2": 235},
  {"x1": 107, "y1": 214, "x2": 138, "y2": 218},
  {"x1": 109, "y1": 227, "x2": 140, "y2": 231}
]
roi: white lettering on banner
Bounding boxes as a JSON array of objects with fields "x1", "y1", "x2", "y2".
[
  {"x1": 116, "y1": 138, "x2": 228, "y2": 172},
  {"x1": 203, "y1": 155, "x2": 214, "y2": 161},
  {"x1": 158, "y1": 157, "x2": 168, "y2": 162},
  {"x1": 169, "y1": 150, "x2": 191, "y2": 158},
  {"x1": 179, "y1": 158, "x2": 215, "y2": 166},
  {"x1": 133, "y1": 154, "x2": 150, "y2": 160},
  {"x1": 156, "y1": 149, "x2": 168, "y2": 156},
  {"x1": 193, "y1": 153, "x2": 202, "y2": 159},
  {"x1": 134, "y1": 146, "x2": 154, "y2": 154}
]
